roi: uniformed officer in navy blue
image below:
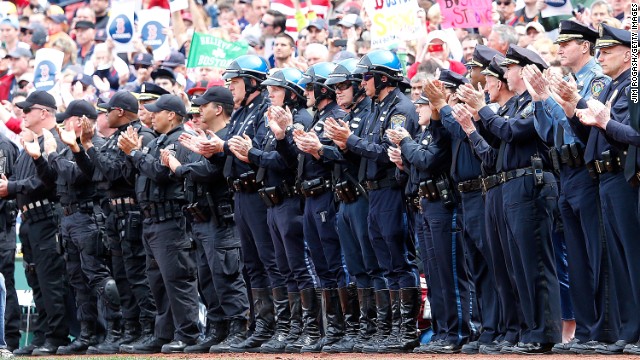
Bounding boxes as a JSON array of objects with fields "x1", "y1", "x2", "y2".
[
  {"x1": 454, "y1": 55, "x2": 521, "y2": 355},
  {"x1": 460, "y1": 45, "x2": 562, "y2": 354},
  {"x1": 552, "y1": 24, "x2": 640, "y2": 355},
  {"x1": 165, "y1": 87, "x2": 250, "y2": 354},
  {"x1": 272, "y1": 62, "x2": 348, "y2": 353},
  {"x1": 231, "y1": 68, "x2": 316, "y2": 353},
  {"x1": 323, "y1": 58, "x2": 386, "y2": 353},
  {"x1": 522, "y1": 20, "x2": 614, "y2": 354},
  {"x1": 0, "y1": 91, "x2": 70, "y2": 355},
  {"x1": 326, "y1": 49, "x2": 420, "y2": 353},
  {"x1": 117, "y1": 94, "x2": 200, "y2": 353},
  {"x1": 456, "y1": 45, "x2": 505, "y2": 354},
  {"x1": 77, "y1": 91, "x2": 158, "y2": 354},
  {"x1": 35, "y1": 100, "x2": 120, "y2": 355},
  {"x1": 212, "y1": 55, "x2": 285, "y2": 353},
  {"x1": 411, "y1": 71, "x2": 475, "y2": 355},
  {"x1": 136, "y1": 82, "x2": 171, "y2": 128},
  {"x1": 0, "y1": 131, "x2": 20, "y2": 352}
]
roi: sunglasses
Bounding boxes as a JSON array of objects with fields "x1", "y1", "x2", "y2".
[
  {"x1": 363, "y1": 73, "x2": 374, "y2": 81},
  {"x1": 334, "y1": 82, "x2": 352, "y2": 91},
  {"x1": 107, "y1": 107, "x2": 122, "y2": 113},
  {"x1": 496, "y1": 1, "x2": 512, "y2": 5},
  {"x1": 23, "y1": 106, "x2": 50, "y2": 114},
  {"x1": 134, "y1": 64, "x2": 150, "y2": 70},
  {"x1": 260, "y1": 21, "x2": 274, "y2": 28}
]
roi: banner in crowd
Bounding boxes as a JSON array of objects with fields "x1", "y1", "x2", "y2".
[
  {"x1": 186, "y1": 33, "x2": 249, "y2": 69},
  {"x1": 436, "y1": 0, "x2": 493, "y2": 29},
  {"x1": 33, "y1": 48, "x2": 64, "y2": 92},
  {"x1": 138, "y1": 8, "x2": 171, "y2": 61},
  {"x1": 366, "y1": 0, "x2": 423, "y2": 49},
  {"x1": 270, "y1": 0, "x2": 330, "y2": 39},
  {"x1": 106, "y1": 2, "x2": 135, "y2": 53},
  {"x1": 169, "y1": 0, "x2": 189, "y2": 12}
]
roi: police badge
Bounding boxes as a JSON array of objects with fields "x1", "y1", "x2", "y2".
[{"x1": 591, "y1": 79, "x2": 605, "y2": 98}]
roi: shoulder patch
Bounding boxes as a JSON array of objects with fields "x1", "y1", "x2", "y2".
[
  {"x1": 520, "y1": 103, "x2": 534, "y2": 118},
  {"x1": 389, "y1": 114, "x2": 406, "y2": 130},
  {"x1": 591, "y1": 79, "x2": 605, "y2": 98}
]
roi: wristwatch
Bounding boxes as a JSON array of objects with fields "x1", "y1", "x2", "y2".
[{"x1": 317, "y1": 146, "x2": 324, "y2": 157}]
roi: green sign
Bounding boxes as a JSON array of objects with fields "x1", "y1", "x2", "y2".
[{"x1": 186, "y1": 32, "x2": 249, "y2": 69}]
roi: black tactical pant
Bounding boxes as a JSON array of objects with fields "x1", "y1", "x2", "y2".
[
  {"x1": 0, "y1": 216, "x2": 20, "y2": 349},
  {"x1": 19, "y1": 215, "x2": 69, "y2": 345}
]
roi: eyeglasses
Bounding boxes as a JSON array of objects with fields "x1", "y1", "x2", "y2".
[
  {"x1": 334, "y1": 82, "x2": 352, "y2": 91},
  {"x1": 23, "y1": 106, "x2": 50, "y2": 114},
  {"x1": 363, "y1": 73, "x2": 374, "y2": 81},
  {"x1": 496, "y1": 1, "x2": 511, "y2": 5},
  {"x1": 260, "y1": 21, "x2": 274, "y2": 28},
  {"x1": 134, "y1": 64, "x2": 150, "y2": 70}
]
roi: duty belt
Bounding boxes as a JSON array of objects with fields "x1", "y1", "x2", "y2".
[
  {"x1": 457, "y1": 178, "x2": 482, "y2": 193},
  {"x1": 109, "y1": 197, "x2": 138, "y2": 216},
  {"x1": 405, "y1": 194, "x2": 422, "y2": 213},
  {"x1": 258, "y1": 183, "x2": 298, "y2": 207},
  {"x1": 300, "y1": 178, "x2": 331, "y2": 198},
  {"x1": 364, "y1": 177, "x2": 398, "y2": 191},
  {"x1": 481, "y1": 174, "x2": 503, "y2": 193},
  {"x1": 499, "y1": 167, "x2": 535, "y2": 184},
  {"x1": 21, "y1": 199, "x2": 55, "y2": 222},
  {"x1": 62, "y1": 201, "x2": 95, "y2": 216},
  {"x1": 141, "y1": 201, "x2": 184, "y2": 222}
]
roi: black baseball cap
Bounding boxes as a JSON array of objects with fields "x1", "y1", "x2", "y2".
[
  {"x1": 192, "y1": 86, "x2": 234, "y2": 106},
  {"x1": 16, "y1": 90, "x2": 57, "y2": 110},
  {"x1": 136, "y1": 82, "x2": 170, "y2": 101},
  {"x1": 56, "y1": 100, "x2": 98, "y2": 123},
  {"x1": 143, "y1": 94, "x2": 187, "y2": 117},
  {"x1": 75, "y1": 21, "x2": 95, "y2": 30},
  {"x1": 151, "y1": 67, "x2": 176, "y2": 83},
  {"x1": 98, "y1": 91, "x2": 139, "y2": 113}
]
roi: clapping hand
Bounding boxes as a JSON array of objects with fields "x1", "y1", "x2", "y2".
[
  {"x1": 21, "y1": 129, "x2": 42, "y2": 160},
  {"x1": 386, "y1": 127, "x2": 411, "y2": 146},
  {"x1": 228, "y1": 134, "x2": 252, "y2": 163},
  {"x1": 42, "y1": 128, "x2": 59, "y2": 155}
]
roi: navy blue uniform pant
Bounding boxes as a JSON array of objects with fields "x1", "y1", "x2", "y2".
[
  {"x1": 598, "y1": 172, "x2": 640, "y2": 342},
  {"x1": 336, "y1": 196, "x2": 386, "y2": 290},
  {"x1": 501, "y1": 173, "x2": 561, "y2": 344},
  {"x1": 234, "y1": 192, "x2": 285, "y2": 289},
  {"x1": 421, "y1": 198, "x2": 472, "y2": 345},
  {"x1": 368, "y1": 187, "x2": 417, "y2": 290},
  {"x1": 0, "y1": 209, "x2": 20, "y2": 349},
  {"x1": 484, "y1": 185, "x2": 521, "y2": 343},
  {"x1": 267, "y1": 197, "x2": 315, "y2": 293},
  {"x1": 302, "y1": 192, "x2": 345, "y2": 289}
]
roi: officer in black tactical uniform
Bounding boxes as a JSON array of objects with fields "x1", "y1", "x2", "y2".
[
  {"x1": 0, "y1": 132, "x2": 19, "y2": 352},
  {"x1": 172, "y1": 87, "x2": 251, "y2": 353},
  {"x1": 35, "y1": 100, "x2": 122, "y2": 355},
  {"x1": 118, "y1": 94, "x2": 200, "y2": 353},
  {"x1": 0, "y1": 91, "x2": 70, "y2": 356},
  {"x1": 75, "y1": 91, "x2": 158, "y2": 354}
]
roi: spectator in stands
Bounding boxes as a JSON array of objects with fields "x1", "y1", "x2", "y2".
[
  {"x1": 461, "y1": 34, "x2": 484, "y2": 63},
  {"x1": 90, "y1": 0, "x2": 110, "y2": 29},
  {"x1": 486, "y1": 24, "x2": 518, "y2": 54},
  {"x1": 590, "y1": 0, "x2": 614, "y2": 29},
  {"x1": 0, "y1": 17, "x2": 28, "y2": 54}
]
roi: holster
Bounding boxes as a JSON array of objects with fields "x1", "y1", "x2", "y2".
[
  {"x1": 124, "y1": 211, "x2": 143, "y2": 241},
  {"x1": 419, "y1": 180, "x2": 439, "y2": 201},
  {"x1": 258, "y1": 186, "x2": 283, "y2": 207},
  {"x1": 435, "y1": 177, "x2": 457, "y2": 209},
  {"x1": 334, "y1": 181, "x2": 359, "y2": 204}
]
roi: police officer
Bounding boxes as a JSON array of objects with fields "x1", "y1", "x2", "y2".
[
  {"x1": 553, "y1": 24, "x2": 640, "y2": 355},
  {"x1": 324, "y1": 59, "x2": 386, "y2": 353},
  {"x1": 118, "y1": 94, "x2": 200, "y2": 353},
  {"x1": 0, "y1": 91, "x2": 70, "y2": 355},
  {"x1": 212, "y1": 55, "x2": 286, "y2": 353},
  {"x1": 327, "y1": 50, "x2": 420, "y2": 353},
  {"x1": 172, "y1": 87, "x2": 250, "y2": 353},
  {"x1": 522, "y1": 20, "x2": 614, "y2": 354},
  {"x1": 462, "y1": 45, "x2": 561, "y2": 354},
  {"x1": 231, "y1": 68, "x2": 316, "y2": 353},
  {"x1": 272, "y1": 62, "x2": 348, "y2": 353},
  {"x1": 37, "y1": 100, "x2": 121, "y2": 355},
  {"x1": 76, "y1": 91, "x2": 158, "y2": 353},
  {"x1": 0, "y1": 132, "x2": 19, "y2": 352}
]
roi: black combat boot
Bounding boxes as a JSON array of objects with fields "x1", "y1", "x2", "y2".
[
  {"x1": 57, "y1": 321, "x2": 98, "y2": 354},
  {"x1": 229, "y1": 288, "x2": 275, "y2": 352},
  {"x1": 86, "y1": 318, "x2": 122, "y2": 354},
  {"x1": 285, "y1": 292, "x2": 302, "y2": 343},
  {"x1": 118, "y1": 319, "x2": 154, "y2": 353},
  {"x1": 361, "y1": 289, "x2": 392, "y2": 353},
  {"x1": 378, "y1": 287, "x2": 421, "y2": 353},
  {"x1": 209, "y1": 319, "x2": 247, "y2": 353},
  {"x1": 119, "y1": 320, "x2": 141, "y2": 345},
  {"x1": 325, "y1": 285, "x2": 359, "y2": 353},
  {"x1": 260, "y1": 287, "x2": 291, "y2": 353},
  {"x1": 184, "y1": 321, "x2": 228, "y2": 353},
  {"x1": 285, "y1": 288, "x2": 321, "y2": 353}
]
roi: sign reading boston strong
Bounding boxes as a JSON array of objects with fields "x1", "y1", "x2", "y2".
[
  {"x1": 436, "y1": 0, "x2": 493, "y2": 29},
  {"x1": 186, "y1": 33, "x2": 249, "y2": 69}
]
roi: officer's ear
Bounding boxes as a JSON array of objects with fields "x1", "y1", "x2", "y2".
[{"x1": 381, "y1": 75, "x2": 388, "y2": 84}]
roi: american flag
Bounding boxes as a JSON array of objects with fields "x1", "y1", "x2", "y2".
[{"x1": 270, "y1": 0, "x2": 331, "y2": 38}]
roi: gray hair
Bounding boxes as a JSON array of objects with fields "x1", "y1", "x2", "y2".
[{"x1": 492, "y1": 24, "x2": 518, "y2": 46}]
